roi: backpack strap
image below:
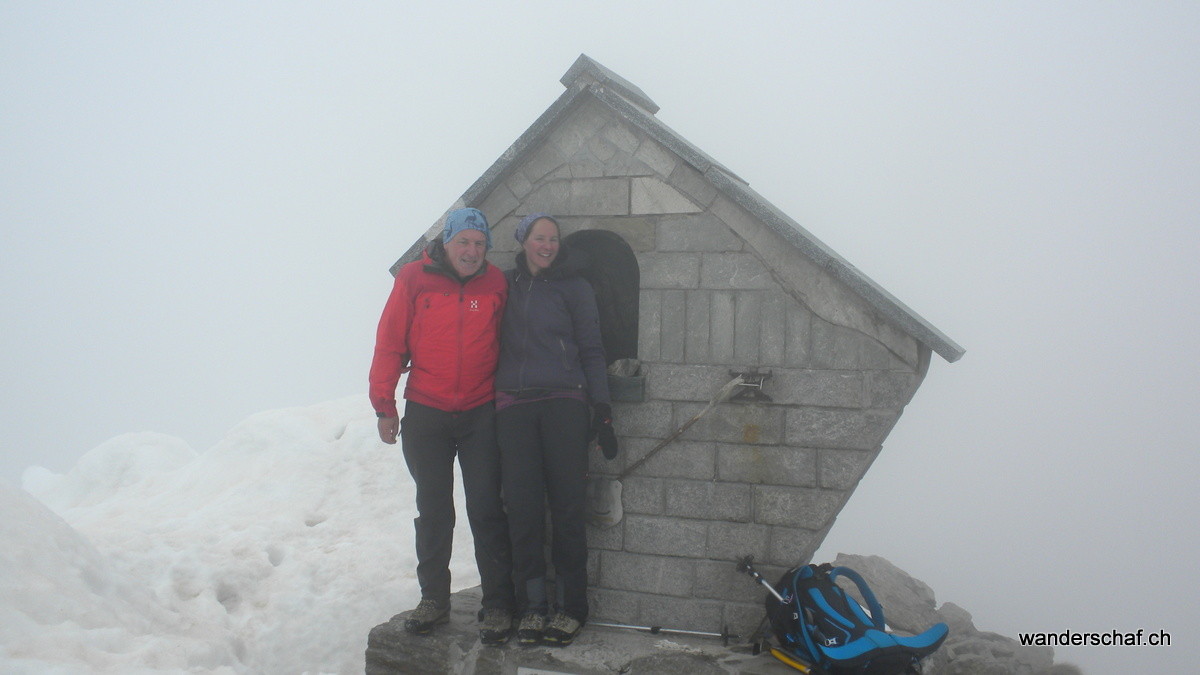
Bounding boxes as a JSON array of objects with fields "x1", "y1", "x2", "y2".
[
  {"x1": 826, "y1": 566, "x2": 887, "y2": 631},
  {"x1": 788, "y1": 566, "x2": 825, "y2": 665}
]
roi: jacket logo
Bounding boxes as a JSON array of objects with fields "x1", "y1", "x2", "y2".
[{"x1": 468, "y1": 299, "x2": 480, "y2": 311}]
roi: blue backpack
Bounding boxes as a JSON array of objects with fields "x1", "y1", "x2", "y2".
[{"x1": 765, "y1": 563, "x2": 948, "y2": 674}]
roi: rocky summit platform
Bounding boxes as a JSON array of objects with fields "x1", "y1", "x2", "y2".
[
  {"x1": 366, "y1": 554, "x2": 1074, "y2": 674},
  {"x1": 365, "y1": 585, "x2": 795, "y2": 675}
]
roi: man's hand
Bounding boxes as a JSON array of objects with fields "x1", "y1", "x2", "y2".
[{"x1": 377, "y1": 416, "x2": 399, "y2": 444}]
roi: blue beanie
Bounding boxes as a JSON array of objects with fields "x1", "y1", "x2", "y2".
[
  {"x1": 515, "y1": 212, "x2": 557, "y2": 244},
  {"x1": 442, "y1": 208, "x2": 492, "y2": 250}
]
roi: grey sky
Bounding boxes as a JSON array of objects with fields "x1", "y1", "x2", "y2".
[{"x1": 3, "y1": 3, "x2": 1197, "y2": 671}]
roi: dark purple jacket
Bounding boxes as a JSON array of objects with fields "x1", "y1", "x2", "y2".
[{"x1": 495, "y1": 246, "x2": 610, "y2": 405}]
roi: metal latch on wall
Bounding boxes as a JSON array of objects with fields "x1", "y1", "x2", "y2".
[{"x1": 729, "y1": 368, "x2": 772, "y2": 402}]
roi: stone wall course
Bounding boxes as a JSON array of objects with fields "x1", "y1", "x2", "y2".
[
  {"x1": 769, "y1": 370, "x2": 864, "y2": 408},
  {"x1": 620, "y1": 439, "x2": 716, "y2": 481},
  {"x1": 693, "y1": 560, "x2": 763, "y2": 603},
  {"x1": 586, "y1": 518, "x2": 626, "y2": 550},
  {"x1": 639, "y1": 595, "x2": 725, "y2": 634},
  {"x1": 625, "y1": 514, "x2": 708, "y2": 558},
  {"x1": 602, "y1": 151, "x2": 656, "y2": 178},
  {"x1": 586, "y1": 133, "x2": 618, "y2": 163},
  {"x1": 658, "y1": 213, "x2": 743, "y2": 252},
  {"x1": 676, "y1": 401, "x2": 784, "y2": 445},
  {"x1": 759, "y1": 292, "x2": 788, "y2": 366},
  {"x1": 733, "y1": 292, "x2": 762, "y2": 364},
  {"x1": 638, "y1": 290, "x2": 662, "y2": 362},
  {"x1": 564, "y1": 216, "x2": 656, "y2": 251},
  {"x1": 663, "y1": 479, "x2": 753, "y2": 522},
  {"x1": 524, "y1": 178, "x2": 630, "y2": 216},
  {"x1": 479, "y1": 184, "x2": 519, "y2": 226},
  {"x1": 785, "y1": 304, "x2": 814, "y2": 366},
  {"x1": 753, "y1": 486, "x2": 844, "y2": 528},
  {"x1": 685, "y1": 290, "x2": 712, "y2": 363},
  {"x1": 633, "y1": 138, "x2": 678, "y2": 177},
  {"x1": 715, "y1": 444, "x2": 817, "y2": 488},
  {"x1": 506, "y1": 171, "x2": 533, "y2": 200},
  {"x1": 645, "y1": 364, "x2": 730, "y2": 402},
  {"x1": 709, "y1": 193, "x2": 923, "y2": 368},
  {"x1": 709, "y1": 292, "x2": 736, "y2": 363},
  {"x1": 602, "y1": 120, "x2": 641, "y2": 154},
  {"x1": 817, "y1": 448, "x2": 878, "y2": 490},
  {"x1": 521, "y1": 141, "x2": 568, "y2": 184},
  {"x1": 631, "y1": 176, "x2": 703, "y2": 214},
  {"x1": 723, "y1": 602, "x2": 768, "y2": 637},
  {"x1": 707, "y1": 520, "x2": 769, "y2": 562},
  {"x1": 667, "y1": 161, "x2": 719, "y2": 208},
  {"x1": 766, "y1": 524, "x2": 825, "y2": 567},
  {"x1": 616, "y1": 475, "x2": 665, "y2": 515},
  {"x1": 599, "y1": 551, "x2": 695, "y2": 597},
  {"x1": 566, "y1": 154, "x2": 605, "y2": 179},
  {"x1": 866, "y1": 371, "x2": 921, "y2": 409},
  {"x1": 638, "y1": 252, "x2": 701, "y2": 289},
  {"x1": 587, "y1": 588, "x2": 640, "y2": 624},
  {"x1": 487, "y1": 216, "x2": 520, "y2": 254},
  {"x1": 550, "y1": 99, "x2": 611, "y2": 158},
  {"x1": 700, "y1": 253, "x2": 775, "y2": 290},
  {"x1": 660, "y1": 290, "x2": 687, "y2": 361},
  {"x1": 611, "y1": 400, "x2": 674, "y2": 438},
  {"x1": 784, "y1": 407, "x2": 897, "y2": 451}
]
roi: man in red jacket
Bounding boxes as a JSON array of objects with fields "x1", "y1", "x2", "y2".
[{"x1": 370, "y1": 207, "x2": 515, "y2": 645}]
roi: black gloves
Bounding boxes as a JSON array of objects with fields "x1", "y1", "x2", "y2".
[{"x1": 591, "y1": 402, "x2": 619, "y2": 459}]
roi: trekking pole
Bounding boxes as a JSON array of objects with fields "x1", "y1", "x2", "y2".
[
  {"x1": 737, "y1": 555, "x2": 786, "y2": 603},
  {"x1": 615, "y1": 374, "x2": 745, "y2": 481},
  {"x1": 590, "y1": 621, "x2": 738, "y2": 646}
]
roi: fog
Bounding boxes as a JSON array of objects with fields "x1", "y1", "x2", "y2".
[{"x1": 3, "y1": 3, "x2": 1197, "y2": 672}]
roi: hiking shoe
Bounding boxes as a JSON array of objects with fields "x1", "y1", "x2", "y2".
[
  {"x1": 542, "y1": 612, "x2": 583, "y2": 646},
  {"x1": 478, "y1": 607, "x2": 513, "y2": 646},
  {"x1": 516, "y1": 612, "x2": 546, "y2": 646},
  {"x1": 403, "y1": 598, "x2": 449, "y2": 635}
]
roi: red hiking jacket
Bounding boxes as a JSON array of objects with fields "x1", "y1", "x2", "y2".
[{"x1": 369, "y1": 243, "x2": 507, "y2": 417}]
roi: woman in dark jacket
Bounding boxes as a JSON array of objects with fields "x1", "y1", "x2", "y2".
[{"x1": 495, "y1": 212, "x2": 614, "y2": 646}]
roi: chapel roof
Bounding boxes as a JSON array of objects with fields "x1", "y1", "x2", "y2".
[{"x1": 395, "y1": 54, "x2": 964, "y2": 363}]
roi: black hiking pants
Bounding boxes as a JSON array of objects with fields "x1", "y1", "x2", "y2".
[
  {"x1": 496, "y1": 397, "x2": 590, "y2": 621},
  {"x1": 400, "y1": 400, "x2": 515, "y2": 611}
]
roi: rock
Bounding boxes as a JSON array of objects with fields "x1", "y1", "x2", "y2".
[
  {"x1": 937, "y1": 630, "x2": 1055, "y2": 675},
  {"x1": 936, "y1": 601, "x2": 978, "y2": 638}
]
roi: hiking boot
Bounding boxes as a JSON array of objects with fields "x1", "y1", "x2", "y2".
[
  {"x1": 478, "y1": 607, "x2": 513, "y2": 646},
  {"x1": 542, "y1": 612, "x2": 583, "y2": 646},
  {"x1": 403, "y1": 598, "x2": 449, "y2": 635},
  {"x1": 516, "y1": 612, "x2": 546, "y2": 646}
]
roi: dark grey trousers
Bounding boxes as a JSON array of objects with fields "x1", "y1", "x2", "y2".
[
  {"x1": 400, "y1": 400, "x2": 514, "y2": 611},
  {"x1": 496, "y1": 397, "x2": 590, "y2": 621}
]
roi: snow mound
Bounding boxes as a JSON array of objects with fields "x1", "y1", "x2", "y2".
[{"x1": 4, "y1": 395, "x2": 478, "y2": 674}]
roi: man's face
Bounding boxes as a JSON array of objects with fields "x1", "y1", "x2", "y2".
[{"x1": 445, "y1": 228, "x2": 488, "y2": 278}]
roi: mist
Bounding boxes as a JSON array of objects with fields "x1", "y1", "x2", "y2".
[{"x1": 3, "y1": 3, "x2": 1197, "y2": 672}]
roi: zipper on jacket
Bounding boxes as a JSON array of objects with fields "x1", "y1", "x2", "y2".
[
  {"x1": 516, "y1": 275, "x2": 535, "y2": 391},
  {"x1": 559, "y1": 338, "x2": 571, "y2": 371},
  {"x1": 456, "y1": 287, "x2": 465, "y2": 411}
]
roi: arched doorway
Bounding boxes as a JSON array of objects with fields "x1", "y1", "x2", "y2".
[{"x1": 563, "y1": 229, "x2": 639, "y2": 365}]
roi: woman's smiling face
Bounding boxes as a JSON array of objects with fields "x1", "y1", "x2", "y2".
[{"x1": 522, "y1": 217, "x2": 560, "y2": 275}]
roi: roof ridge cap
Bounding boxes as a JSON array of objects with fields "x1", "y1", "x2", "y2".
[{"x1": 560, "y1": 53, "x2": 660, "y2": 114}]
